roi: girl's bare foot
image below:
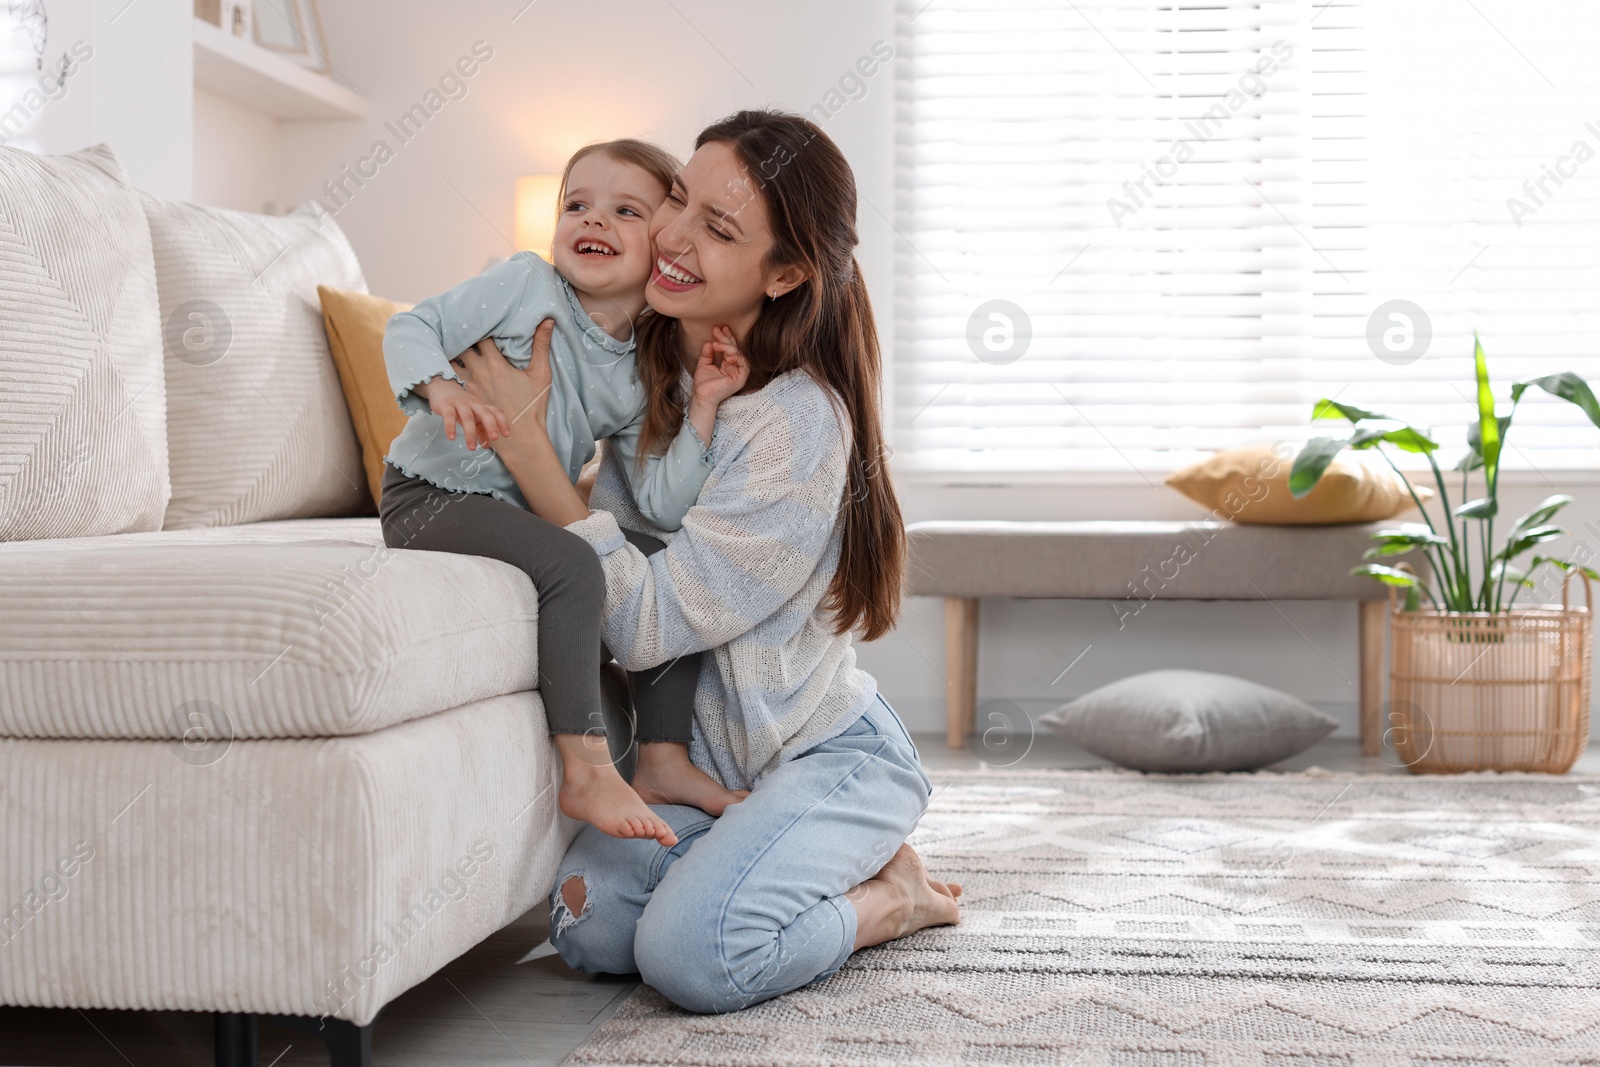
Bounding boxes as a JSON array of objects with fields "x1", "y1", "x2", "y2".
[
  {"x1": 630, "y1": 741, "x2": 750, "y2": 816},
  {"x1": 849, "y1": 844, "x2": 961, "y2": 950},
  {"x1": 555, "y1": 734, "x2": 678, "y2": 846}
]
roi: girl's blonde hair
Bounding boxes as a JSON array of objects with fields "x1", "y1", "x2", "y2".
[{"x1": 556, "y1": 139, "x2": 681, "y2": 219}]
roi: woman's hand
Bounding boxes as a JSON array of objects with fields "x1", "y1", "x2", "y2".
[
  {"x1": 451, "y1": 319, "x2": 589, "y2": 527},
  {"x1": 454, "y1": 319, "x2": 556, "y2": 438}
]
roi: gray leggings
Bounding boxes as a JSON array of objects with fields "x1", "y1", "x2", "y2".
[{"x1": 379, "y1": 465, "x2": 697, "y2": 742}]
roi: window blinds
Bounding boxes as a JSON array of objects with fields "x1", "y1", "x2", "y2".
[{"x1": 892, "y1": 0, "x2": 1600, "y2": 475}]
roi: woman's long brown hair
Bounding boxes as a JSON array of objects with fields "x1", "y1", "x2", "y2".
[{"x1": 632, "y1": 110, "x2": 905, "y2": 641}]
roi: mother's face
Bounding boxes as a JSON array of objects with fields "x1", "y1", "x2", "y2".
[{"x1": 646, "y1": 141, "x2": 804, "y2": 332}]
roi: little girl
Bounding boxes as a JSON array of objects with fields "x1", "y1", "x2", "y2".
[{"x1": 378, "y1": 139, "x2": 747, "y2": 847}]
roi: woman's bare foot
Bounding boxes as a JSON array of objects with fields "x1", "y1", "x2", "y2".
[
  {"x1": 555, "y1": 734, "x2": 678, "y2": 846},
  {"x1": 849, "y1": 844, "x2": 962, "y2": 951},
  {"x1": 630, "y1": 741, "x2": 749, "y2": 816}
]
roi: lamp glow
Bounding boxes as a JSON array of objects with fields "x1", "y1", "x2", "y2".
[{"x1": 514, "y1": 174, "x2": 563, "y2": 259}]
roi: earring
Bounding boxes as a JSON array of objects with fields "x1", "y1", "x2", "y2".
[{"x1": 768, "y1": 289, "x2": 777, "y2": 302}]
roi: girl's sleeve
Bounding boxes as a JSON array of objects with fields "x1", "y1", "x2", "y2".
[
  {"x1": 605, "y1": 415, "x2": 715, "y2": 531},
  {"x1": 568, "y1": 388, "x2": 849, "y2": 671},
  {"x1": 384, "y1": 253, "x2": 541, "y2": 416}
]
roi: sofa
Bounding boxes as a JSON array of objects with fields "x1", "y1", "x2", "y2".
[{"x1": 0, "y1": 144, "x2": 586, "y2": 1067}]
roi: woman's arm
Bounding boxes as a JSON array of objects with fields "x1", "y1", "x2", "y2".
[
  {"x1": 454, "y1": 320, "x2": 590, "y2": 526},
  {"x1": 573, "y1": 406, "x2": 849, "y2": 670},
  {"x1": 457, "y1": 330, "x2": 850, "y2": 670}
]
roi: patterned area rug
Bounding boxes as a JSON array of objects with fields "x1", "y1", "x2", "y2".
[{"x1": 568, "y1": 769, "x2": 1600, "y2": 1066}]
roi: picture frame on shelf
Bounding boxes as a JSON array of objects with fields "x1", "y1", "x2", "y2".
[{"x1": 251, "y1": 0, "x2": 329, "y2": 74}]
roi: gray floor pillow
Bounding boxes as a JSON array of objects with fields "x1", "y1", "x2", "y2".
[{"x1": 1040, "y1": 669, "x2": 1337, "y2": 772}]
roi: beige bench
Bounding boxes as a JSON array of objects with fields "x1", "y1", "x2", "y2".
[{"x1": 905, "y1": 520, "x2": 1391, "y2": 752}]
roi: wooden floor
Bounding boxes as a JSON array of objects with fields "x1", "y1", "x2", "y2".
[
  {"x1": 4, "y1": 735, "x2": 1597, "y2": 1067},
  {"x1": 0, "y1": 905, "x2": 636, "y2": 1067}
]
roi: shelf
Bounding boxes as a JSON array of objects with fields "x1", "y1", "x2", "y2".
[{"x1": 193, "y1": 16, "x2": 366, "y2": 121}]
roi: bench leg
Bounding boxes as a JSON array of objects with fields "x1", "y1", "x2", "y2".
[
  {"x1": 1359, "y1": 600, "x2": 1385, "y2": 756},
  {"x1": 945, "y1": 597, "x2": 979, "y2": 749}
]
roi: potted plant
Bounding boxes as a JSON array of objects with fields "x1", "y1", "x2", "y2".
[{"x1": 1291, "y1": 335, "x2": 1600, "y2": 773}]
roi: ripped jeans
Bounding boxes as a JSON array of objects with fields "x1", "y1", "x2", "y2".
[{"x1": 548, "y1": 695, "x2": 932, "y2": 1014}]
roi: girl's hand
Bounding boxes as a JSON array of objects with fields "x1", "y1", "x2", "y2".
[
  {"x1": 685, "y1": 325, "x2": 749, "y2": 449},
  {"x1": 455, "y1": 320, "x2": 556, "y2": 439},
  {"x1": 424, "y1": 376, "x2": 509, "y2": 452},
  {"x1": 692, "y1": 325, "x2": 751, "y2": 406}
]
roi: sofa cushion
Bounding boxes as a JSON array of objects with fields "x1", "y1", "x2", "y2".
[
  {"x1": 317, "y1": 285, "x2": 412, "y2": 508},
  {"x1": 142, "y1": 196, "x2": 372, "y2": 528},
  {"x1": 0, "y1": 144, "x2": 169, "y2": 541},
  {"x1": 0, "y1": 519, "x2": 539, "y2": 740},
  {"x1": 1166, "y1": 445, "x2": 1433, "y2": 525}
]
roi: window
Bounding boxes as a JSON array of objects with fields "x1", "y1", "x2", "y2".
[{"x1": 893, "y1": 0, "x2": 1600, "y2": 476}]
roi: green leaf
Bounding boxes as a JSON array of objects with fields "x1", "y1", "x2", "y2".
[
  {"x1": 1499, "y1": 524, "x2": 1565, "y2": 561},
  {"x1": 1528, "y1": 556, "x2": 1600, "y2": 582},
  {"x1": 1384, "y1": 427, "x2": 1439, "y2": 454},
  {"x1": 1347, "y1": 425, "x2": 1438, "y2": 454},
  {"x1": 1454, "y1": 497, "x2": 1498, "y2": 519},
  {"x1": 1364, "y1": 528, "x2": 1448, "y2": 558},
  {"x1": 1405, "y1": 586, "x2": 1421, "y2": 611},
  {"x1": 1457, "y1": 414, "x2": 1512, "y2": 472},
  {"x1": 1370, "y1": 526, "x2": 1448, "y2": 545},
  {"x1": 1289, "y1": 436, "x2": 1349, "y2": 498},
  {"x1": 1313, "y1": 399, "x2": 1393, "y2": 423},
  {"x1": 1351, "y1": 563, "x2": 1419, "y2": 588},
  {"x1": 1511, "y1": 372, "x2": 1600, "y2": 430},
  {"x1": 1508, "y1": 494, "x2": 1574, "y2": 540},
  {"x1": 1489, "y1": 561, "x2": 1535, "y2": 588},
  {"x1": 1473, "y1": 333, "x2": 1501, "y2": 484},
  {"x1": 1347, "y1": 427, "x2": 1387, "y2": 449}
]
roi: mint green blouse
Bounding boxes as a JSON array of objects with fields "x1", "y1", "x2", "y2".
[{"x1": 383, "y1": 252, "x2": 710, "y2": 529}]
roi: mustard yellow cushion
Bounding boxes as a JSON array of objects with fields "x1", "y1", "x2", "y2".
[
  {"x1": 1166, "y1": 445, "x2": 1433, "y2": 525},
  {"x1": 318, "y1": 286, "x2": 413, "y2": 508}
]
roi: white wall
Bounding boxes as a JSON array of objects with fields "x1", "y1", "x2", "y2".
[
  {"x1": 0, "y1": 0, "x2": 191, "y2": 197},
  {"x1": 268, "y1": 0, "x2": 895, "y2": 316},
  {"x1": 211, "y1": 1, "x2": 1600, "y2": 739},
  {"x1": 192, "y1": 89, "x2": 279, "y2": 212}
]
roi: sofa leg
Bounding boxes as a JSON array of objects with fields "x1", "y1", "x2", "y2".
[
  {"x1": 274, "y1": 1015, "x2": 374, "y2": 1067},
  {"x1": 214, "y1": 1013, "x2": 258, "y2": 1067},
  {"x1": 945, "y1": 597, "x2": 979, "y2": 749}
]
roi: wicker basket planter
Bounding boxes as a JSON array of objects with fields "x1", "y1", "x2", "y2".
[{"x1": 1388, "y1": 575, "x2": 1592, "y2": 773}]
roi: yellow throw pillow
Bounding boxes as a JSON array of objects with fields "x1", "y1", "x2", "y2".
[
  {"x1": 317, "y1": 286, "x2": 413, "y2": 508},
  {"x1": 1166, "y1": 444, "x2": 1434, "y2": 525}
]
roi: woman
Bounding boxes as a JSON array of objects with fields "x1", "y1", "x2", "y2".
[{"x1": 453, "y1": 109, "x2": 960, "y2": 1014}]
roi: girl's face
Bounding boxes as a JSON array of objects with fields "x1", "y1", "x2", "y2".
[
  {"x1": 645, "y1": 141, "x2": 802, "y2": 334},
  {"x1": 551, "y1": 153, "x2": 667, "y2": 302}
]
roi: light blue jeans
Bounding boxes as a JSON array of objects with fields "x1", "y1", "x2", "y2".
[{"x1": 548, "y1": 695, "x2": 933, "y2": 1014}]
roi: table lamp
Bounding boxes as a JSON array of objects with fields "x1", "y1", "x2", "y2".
[{"x1": 514, "y1": 175, "x2": 563, "y2": 261}]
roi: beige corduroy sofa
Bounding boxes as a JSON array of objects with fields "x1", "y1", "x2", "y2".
[{"x1": 0, "y1": 144, "x2": 582, "y2": 1067}]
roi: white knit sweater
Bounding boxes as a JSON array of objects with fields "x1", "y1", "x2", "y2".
[{"x1": 566, "y1": 368, "x2": 877, "y2": 790}]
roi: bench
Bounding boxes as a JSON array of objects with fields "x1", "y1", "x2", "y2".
[{"x1": 905, "y1": 520, "x2": 1391, "y2": 752}]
